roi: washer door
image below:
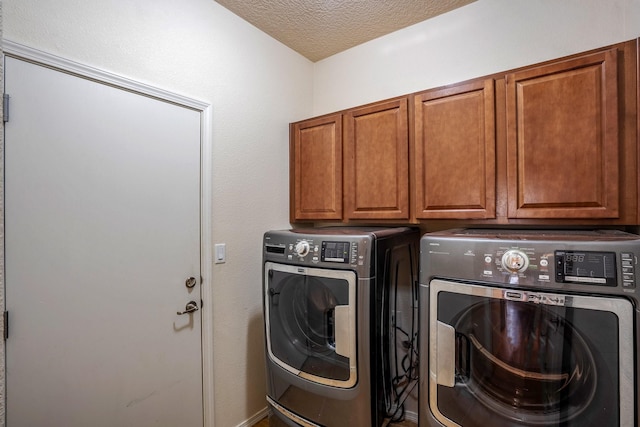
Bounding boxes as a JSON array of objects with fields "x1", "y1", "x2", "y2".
[
  {"x1": 264, "y1": 262, "x2": 357, "y2": 388},
  {"x1": 426, "y1": 279, "x2": 635, "y2": 427}
]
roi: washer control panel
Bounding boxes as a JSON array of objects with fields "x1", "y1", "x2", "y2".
[
  {"x1": 321, "y1": 241, "x2": 352, "y2": 263},
  {"x1": 265, "y1": 234, "x2": 368, "y2": 268},
  {"x1": 284, "y1": 239, "x2": 356, "y2": 264}
]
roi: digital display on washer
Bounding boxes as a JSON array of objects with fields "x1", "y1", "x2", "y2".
[
  {"x1": 555, "y1": 250, "x2": 616, "y2": 286},
  {"x1": 321, "y1": 241, "x2": 350, "y2": 263}
]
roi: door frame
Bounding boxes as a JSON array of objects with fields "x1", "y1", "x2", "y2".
[{"x1": 0, "y1": 40, "x2": 215, "y2": 427}]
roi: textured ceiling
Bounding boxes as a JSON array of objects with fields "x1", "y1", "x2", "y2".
[{"x1": 215, "y1": 0, "x2": 476, "y2": 62}]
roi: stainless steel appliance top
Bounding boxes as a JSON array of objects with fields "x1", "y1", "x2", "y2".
[{"x1": 427, "y1": 228, "x2": 639, "y2": 241}]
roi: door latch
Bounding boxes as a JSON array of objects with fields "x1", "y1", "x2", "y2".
[{"x1": 177, "y1": 301, "x2": 199, "y2": 315}]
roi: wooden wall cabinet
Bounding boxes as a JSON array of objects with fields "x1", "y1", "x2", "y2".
[
  {"x1": 290, "y1": 39, "x2": 638, "y2": 225},
  {"x1": 412, "y1": 40, "x2": 637, "y2": 223},
  {"x1": 506, "y1": 48, "x2": 622, "y2": 219},
  {"x1": 344, "y1": 98, "x2": 409, "y2": 220},
  {"x1": 290, "y1": 98, "x2": 410, "y2": 222},
  {"x1": 413, "y1": 79, "x2": 496, "y2": 219},
  {"x1": 290, "y1": 114, "x2": 342, "y2": 221}
]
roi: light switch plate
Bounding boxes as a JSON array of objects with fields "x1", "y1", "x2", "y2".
[{"x1": 215, "y1": 243, "x2": 226, "y2": 264}]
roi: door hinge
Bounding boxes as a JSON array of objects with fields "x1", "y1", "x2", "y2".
[
  {"x1": 3, "y1": 311, "x2": 8, "y2": 340},
  {"x1": 3, "y1": 94, "x2": 10, "y2": 123}
]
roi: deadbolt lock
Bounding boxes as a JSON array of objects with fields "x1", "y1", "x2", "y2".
[{"x1": 185, "y1": 277, "x2": 197, "y2": 288}]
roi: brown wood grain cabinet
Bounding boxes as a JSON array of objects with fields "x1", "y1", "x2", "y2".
[
  {"x1": 505, "y1": 48, "x2": 622, "y2": 219},
  {"x1": 290, "y1": 113, "x2": 343, "y2": 222},
  {"x1": 413, "y1": 79, "x2": 496, "y2": 219},
  {"x1": 290, "y1": 98, "x2": 410, "y2": 222},
  {"x1": 290, "y1": 38, "x2": 638, "y2": 225},
  {"x1": 344, "y1": 98, "x2": 409, "y2": 220}
]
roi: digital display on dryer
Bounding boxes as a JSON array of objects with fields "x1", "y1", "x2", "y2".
[
  {"x1": 555, "y1": 250, "x2": 617, "y2": 286},
  {"x1": 322, "y1": 241, "x2": 350, "y2": 263}
]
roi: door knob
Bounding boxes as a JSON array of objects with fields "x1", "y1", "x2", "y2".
[{"x1": 177, "y1": 300, "x2": 199, "y2": 315}]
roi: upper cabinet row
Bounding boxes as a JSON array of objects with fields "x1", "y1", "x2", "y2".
[{"x1": 290, "y1": 39, "x2": 639, "y2": 224}]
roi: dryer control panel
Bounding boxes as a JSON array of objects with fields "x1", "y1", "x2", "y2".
[
  {"x1": 420, "y1": 228, "x2": 640, "y2": 295},
  {"x1": 555, "y1": 250, "x2": 620, "y2": 286}
]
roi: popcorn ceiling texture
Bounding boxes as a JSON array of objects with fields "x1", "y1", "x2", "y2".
[{"x1": 215, "y1": 0, "x2": 475, "y2": 62}]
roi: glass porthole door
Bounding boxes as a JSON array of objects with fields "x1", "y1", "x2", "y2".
[
  {"x1": 265, "y1": 262, "x2": 357, "y2": 388},
  {"x1": 428, "y1": 279, "x2": 634, "y2": 427}
]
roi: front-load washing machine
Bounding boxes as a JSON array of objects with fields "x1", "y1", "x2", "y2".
[{"x1": 263, "y1": 227, "x2": 420, "y2": 426}]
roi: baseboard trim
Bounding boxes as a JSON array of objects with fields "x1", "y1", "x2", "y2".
[{"x1": 236, "y1": 406, "x2": 270, "y2": 427}]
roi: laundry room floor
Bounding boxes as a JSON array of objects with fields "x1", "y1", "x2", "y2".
[{"x1": 252, "y1": 416, "x2": 416, "y2": 426}]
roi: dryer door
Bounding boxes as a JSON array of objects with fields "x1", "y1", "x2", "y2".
[
  {"x1": 425, "y1": 279, "x2": 635, "y2": 427},
  {"x1": 264, "y1": 262, "x2": 357, "y2": 388}
]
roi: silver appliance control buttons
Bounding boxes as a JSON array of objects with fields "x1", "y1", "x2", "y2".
[{"x1": 621, "y1": 252, "x2": 636, "y2": 288}]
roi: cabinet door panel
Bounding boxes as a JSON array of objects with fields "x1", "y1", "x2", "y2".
[
  {"x1": 344, "y1": 99, "x2": 409, "y2": 219},
  {"x1": 414, "y1": 80, "x2": 496, "y2": 219},
  {"x1": 506, "y1": 49, "x2": 619, "y2": 218},
  {"x1": 291, "y1": 114, "x2": 342, "y2": 221}
]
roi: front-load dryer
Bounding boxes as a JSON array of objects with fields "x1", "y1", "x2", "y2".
[
  {"x1": 419, "y1": 228, "x2": 640, "y2": 427},
  {"x1": 263, "y1": 227, "x2": 420, "y2": 426}
]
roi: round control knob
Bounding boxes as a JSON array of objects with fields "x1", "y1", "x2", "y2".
[
  {"x1": 294, "y1": 240, "x2": 310, "y2": 257},
  {"x1": 501, "y1": 249, "x2": 529, "y2": 273}
]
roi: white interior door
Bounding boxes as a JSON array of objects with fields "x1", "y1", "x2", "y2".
[{"x1": 4, "y1": 56, "x2": 203, "y2": 426}]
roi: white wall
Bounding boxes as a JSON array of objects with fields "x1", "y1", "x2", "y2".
[
  {"x1": 3, "y1": 1, "x2": 312, "y2": 426},
  {"x1": 313, "y1": 0, "x2": 640, "y2": 115}
]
